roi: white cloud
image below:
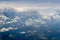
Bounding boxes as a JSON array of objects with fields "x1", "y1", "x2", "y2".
[
  {"x1": 25, "y1": 18, "x2": 33, "y2": 26},
  {"x1": 6, "y1": 16, "x2": 20, "y2": 24},
  {"x1": 14, "y1": 16, "x2": 20, "y2": 19},
  {"x1": 20, "y1": 31, "x2": 26, "y2": 34},
  {"x1": 0, "y1": 27, "x2": 18, "y2": 32},
  {"x1": 38, "y1": 9, "x2": 60, "y2": 20},
  {"x1": 11, "y1": 16, "x2": 20, "y2": 23},
  {"x1": 24, "y1": 17, "x2": 47, "y2": 26},
  {"x1": 6, "y1": 21, "x2": 13, "y2": 24},
  {"x1": 9, "y1": 34, "x2": 13, "y2": 37},
  {"x1": 41, "y1": 21, "x2": 46, "y2": 24},
  {"x1": 0, "y1": 15, "x2": 9, "y2": 20},
  {"x1": 0, "y1": 15, "x2": 9, "y2": 24}
]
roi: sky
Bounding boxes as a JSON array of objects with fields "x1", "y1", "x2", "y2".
[{"x1": 0, "y1": 0, "x2": 60, "y2": 11}]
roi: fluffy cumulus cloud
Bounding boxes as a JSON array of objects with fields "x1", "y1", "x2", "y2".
[
  {"x1": 39, "y1": 9, "x2": 57, "y2": 19},
  {"x1": 0, "y1": 15, "x2": 20, "y2": 24},
  {"x1": 0, "y1": 7, "x2": 60, "y2": 27},
  {"x1": 6, "y1": 16, "x2": 20, "y2": 24},
  {"x1": 0, "y1": 27, "x2": 18, "y2": 32},
  {"x1": 0, "y1": 15, "x2": 9, "y2": 24},
  {"x1": 24, "y1": 18, "x2": 46, "y2": 26},
  {"x1": 20, "y1": 31, "x2": 26, "y2": 34}
]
